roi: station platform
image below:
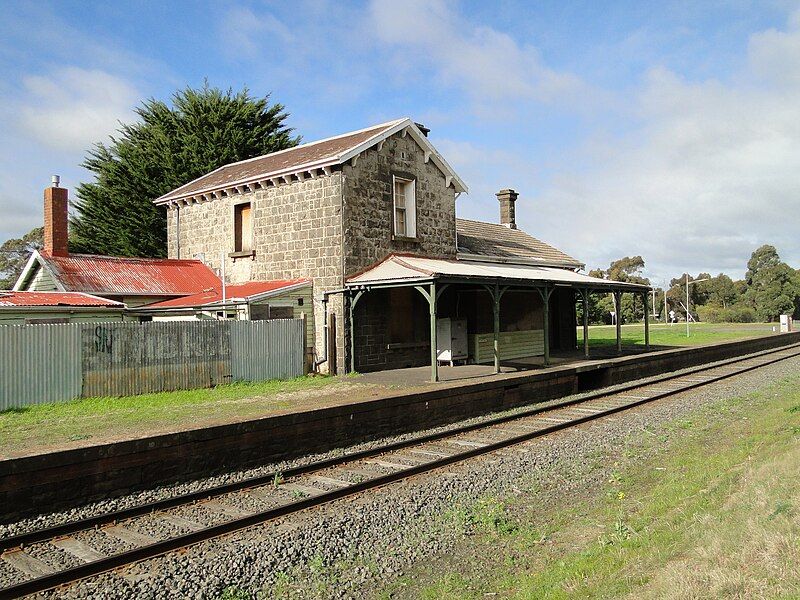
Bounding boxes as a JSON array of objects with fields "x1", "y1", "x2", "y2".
[{"x1": 2, "y1": 332, "x2": 798, "y2": 522}]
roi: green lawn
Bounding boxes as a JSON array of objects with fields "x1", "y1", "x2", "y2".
[
  {"x1": 0, "y1": 376, "x2": 373, "y2": 458},
  {"x1": 579, "y1": 321, "x2": 781, "y2": 348},
  {"x1": 398, "y1": 369, "x2": 800, "y2": 599}
]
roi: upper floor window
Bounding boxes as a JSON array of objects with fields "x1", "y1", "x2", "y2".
[
  {"x1": 234, "y1": 202, "x2": 252, "y2": 253},
  {"x1": 393, "y1": 176, "x2": 416, "y2": 238}
]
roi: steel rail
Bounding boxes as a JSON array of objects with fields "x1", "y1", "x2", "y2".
[{"x1": 1, "y1": 342, "x2": 799, "y2": 599}]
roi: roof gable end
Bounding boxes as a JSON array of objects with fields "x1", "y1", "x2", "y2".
[{"x1": 155, "y1": 118, "x2": 467, "y2": 205}]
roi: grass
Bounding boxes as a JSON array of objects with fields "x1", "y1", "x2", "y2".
[
  {"x1": 579, "y1": 321, "x2": 780, "y2": 348},
  {"x1": 404, "y1": 371, "x2": 800, "y2": 599},
  {"x1": 0, "y1": 376, "x2": 350, "y2": 457}
]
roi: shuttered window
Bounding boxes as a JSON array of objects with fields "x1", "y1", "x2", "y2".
[{"x1": 234, "y1": 203, "x2": 252, "y2": 252}]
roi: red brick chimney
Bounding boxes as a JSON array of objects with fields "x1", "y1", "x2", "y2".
[{"x1": 44, "y1": 175, "x2": 69, "y2": 256}]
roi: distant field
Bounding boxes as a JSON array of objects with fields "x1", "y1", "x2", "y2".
[{"x1": 579, "y1": 322, "x2": 783, "y2": 348}]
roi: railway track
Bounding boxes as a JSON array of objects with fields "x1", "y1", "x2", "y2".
[{"x1": 2, "y1": 342, "x2": 799, "y2": 599}]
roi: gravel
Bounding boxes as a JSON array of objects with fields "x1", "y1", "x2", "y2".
[{"x1": 5, "y1": 349, "x2": 797, "y2": 599}]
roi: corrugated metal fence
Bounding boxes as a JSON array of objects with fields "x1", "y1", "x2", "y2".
[{"x1": 0, "y1": 319, "x2": 305, "y2": 410}]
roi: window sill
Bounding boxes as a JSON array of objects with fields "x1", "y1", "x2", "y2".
[
  {"x1": 392, "y1": 235, "x2": 420, "y2": 244},
  {"x1": 228, "y1": 250, "x2": 255, "y2": 259}
]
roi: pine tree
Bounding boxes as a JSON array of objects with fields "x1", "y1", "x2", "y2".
[
  {"x1": 0, "y1": 227, "x2": 43, "y2": 289},
  {"x1": 70, "y1": 84, "x2": 299, "y2": 257}
]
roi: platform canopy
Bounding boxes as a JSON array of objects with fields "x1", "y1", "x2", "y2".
[
  {"x1": 346, "y1": 254, "x2": 650, "y2": 292},
  {"x1": 344, "y1": 254, "x2": 652, "y2": 382}
]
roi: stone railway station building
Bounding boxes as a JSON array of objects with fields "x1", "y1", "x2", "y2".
[{"x1": 155, "y1": 118, "x2": 649, "y2": 380}]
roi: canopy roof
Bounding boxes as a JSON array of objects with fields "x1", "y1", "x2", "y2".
[{"x1": 346, "y1": 254, "x2": 649, "y2": 291}]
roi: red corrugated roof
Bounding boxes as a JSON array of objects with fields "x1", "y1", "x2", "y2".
[
  {"x1": 39, "y1": 253, "x2": 221, "y2": 296},
  {"x1": 142, "y1": 279, "x2": 310, "y2": 309},
  {"x1": 0, "y1": 291, "x2": 124, "y2": 308}
]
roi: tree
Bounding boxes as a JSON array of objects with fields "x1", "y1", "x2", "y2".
[
  {"x1": 742, "y1": 245, "x2": 800, "y2": 321},
  {"x1": 71, "y1": 84, "x2": 300, "y2": 257},
  {"x1": 745, "y1": 245, "x2": 782, "y2": 284},
  {"x1": 705, "y1": 273, "x2": 739, "y2": 309},
  {"x1": 586, "y1": 256, "x2": 650, "y2": 324},
  {"x1": 0, "y1": 227, "x2": 43, "y2": 289}
]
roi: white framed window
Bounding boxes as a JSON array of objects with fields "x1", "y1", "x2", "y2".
[{"x1": 392, "y1": 176, "x2": 416, "y2": 238}]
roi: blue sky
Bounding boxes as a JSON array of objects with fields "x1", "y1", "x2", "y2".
[{"x1": 1, "y1": 0, "x2": 799, "y2": 285}]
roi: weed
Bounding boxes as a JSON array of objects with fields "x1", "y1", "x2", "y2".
[
  {"x1": 769, "y1": 500, "x2": 792, "y2": 519},
  {"x1": 273, "y1": 472, "x2": 283, "y2": 487},
  {"x1": 219, "y1": 586, "x2": 251, "y2": 600}
]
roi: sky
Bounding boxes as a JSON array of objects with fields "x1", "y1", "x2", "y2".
[{"x1": 1, "y1": 0, "x2": 799, "y2": 285}]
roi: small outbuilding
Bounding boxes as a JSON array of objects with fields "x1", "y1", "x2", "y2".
[{"x1": 0, "y1": 291, "x2": 125, "y2": 324}]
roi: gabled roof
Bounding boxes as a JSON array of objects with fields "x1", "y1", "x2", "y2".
[
  {"x1": 14, "y1": 250, "x2": 221, "y2": 297},
  {"x1": 0, "y1": 291, "x2": 124, "y2": 308},
  {"x1": 456, "y1": 218, "x2": 583, "y2": 269},
  {"x1": 155, "y1": 118, "x2": 468, "y2": 204},
  {"x1": 346, "y1": 254, "x2": 647, "y2": 291},
  {"x1": 139, "y1": 279, "x2": 310, "y2": 310}
]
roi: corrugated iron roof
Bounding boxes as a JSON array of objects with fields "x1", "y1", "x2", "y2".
[
  {"x1": 0, "y1": 291, "x2": 124, "y2": 308},
  {"x1": 141, "y1": 279, "x2": 310, "y2": 309},
  {"x1": 346, "y1": 254, "x2": 648, "y2": 290},
  {"x1": 39, "y1": 253, "x2": 221, "y2": 296},
  {"x1": 456, "y1": 219, "x2": 583, "y2": 268}
]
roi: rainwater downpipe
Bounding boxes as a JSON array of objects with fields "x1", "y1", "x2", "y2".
[
  {"x1": 175, "y1": 203, "x2": 181, "y2": 259},
  {"x1": 314, "y1": 287, "x2": 347, "y2": 370}
]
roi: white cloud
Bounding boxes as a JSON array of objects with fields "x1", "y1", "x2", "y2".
[
  {"x1": 16, "y1": 67, "x2": 139, "y2": 153},
  {"x1": 443, "y1": 9, "x2": 800, "y2": 282},
  {"x1": 219, "y1": 7, "x2": 295, "y2": 59},
  {"x1": 531, "y1": 12, "x2": 800, "y2": 281},
  {"x1": 368, "y1": 0, "x2": 596, "y2": 115}
]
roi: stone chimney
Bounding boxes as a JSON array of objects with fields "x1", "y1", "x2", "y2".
[
  {"x1": 44, "y1": 175, "x2": 69, "y2": 256},
  {"x1": 496, "y1": 188, "x2": 518, "y2": 229}
]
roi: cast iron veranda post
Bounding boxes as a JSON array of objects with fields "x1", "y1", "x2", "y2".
[
  {"x1": 429, "y1": 281, "x2": 438, "y2": 382},
  {"x1": 614, "y1": 291, "x2": 623, "y2": 354},
  {"x1": 493, "y1": 283, "x2": 501, "y2": 374},
  {"x1": 582, "y1": 288, "x2": 590, "y2": 359},
  {"x1": 643, "y1": 291, "x2": 650, "y2": 351},
  {"x1": 541, "y1": 285, "x2": 550, "y2": 367},
  {"x1": 348, "y1": 291, "x2": 355, "y2": 374}
]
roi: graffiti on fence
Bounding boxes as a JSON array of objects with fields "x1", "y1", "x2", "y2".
[{"x1": 94, "y1": 325, "x2": 113, "y2": 354}]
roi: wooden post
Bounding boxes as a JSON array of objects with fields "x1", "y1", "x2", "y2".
[
  {"x1": 582, "y1": 289, "x2": 590, "y2": 359},
  {"x1": 328, "y1": 312, "x2": 337, "y2": 375},
  {"x1": 643, "y1": 291, "x2": 650, "y2": 351},
  {"x1": 614, "y1": 291, "x2": 622, "y2": 354}
]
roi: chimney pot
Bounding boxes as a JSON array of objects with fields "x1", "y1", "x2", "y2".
[
  {"x1": 496, "y1": 188, "x2": 518, "y2": 229},
  {"x1": 414, "y1": 122, "x2": 430, "y2": 137},
  {"x1": 51, "y1": 174, "x2": 60, "y2": 187},
  {"x1": 44, "y1": 179, "x2": 69, "y2": 256}
]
